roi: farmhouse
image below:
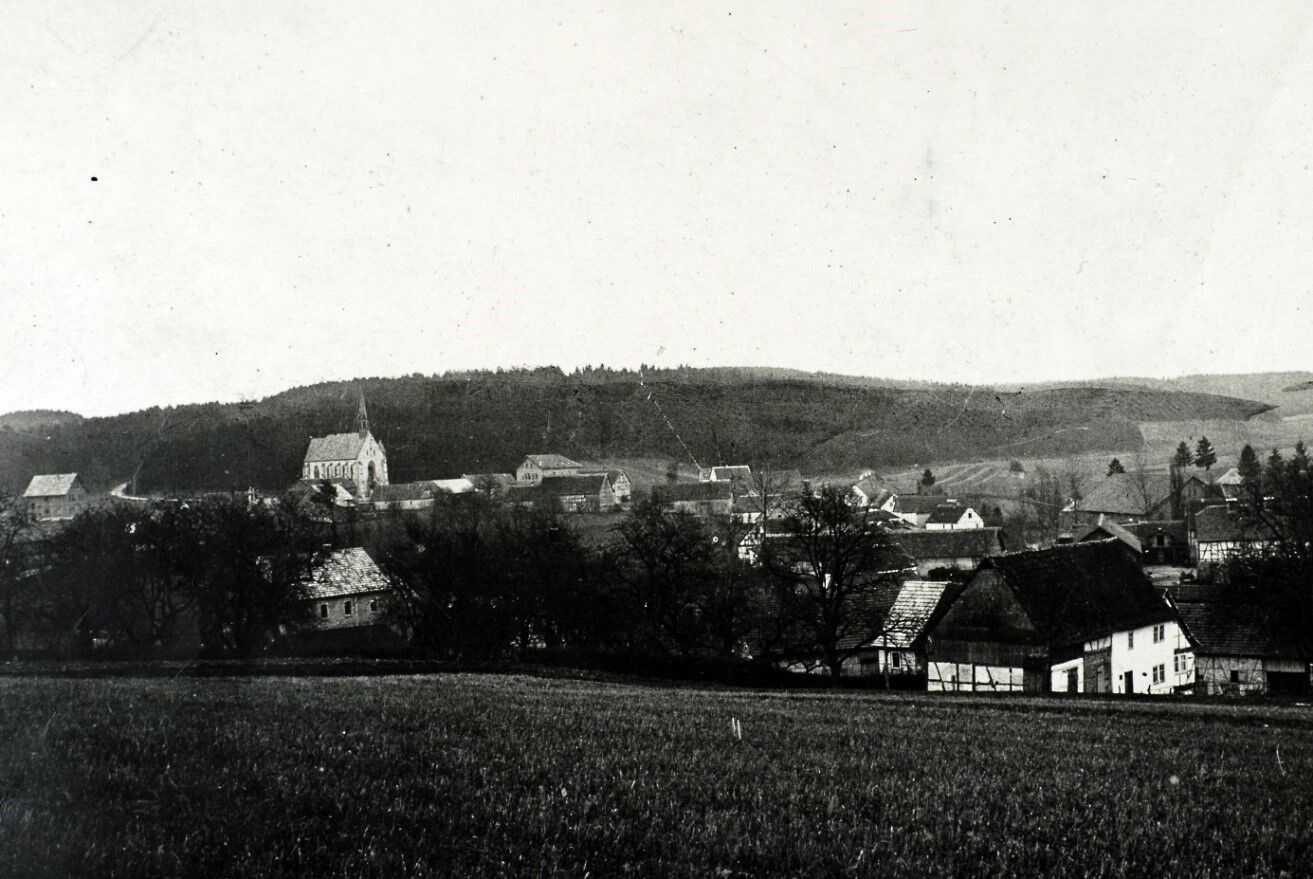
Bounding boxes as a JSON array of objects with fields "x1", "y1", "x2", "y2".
[
  {"x1": 843, "y1": 580, "x2": 960, "y2": 679},
  {"x1": 926, "y1": 540, "x2": 1183, "y2": 694},
  {"x1": 653, "y1": 481, "x2": 735, "y2": 517},
  {"x1": 1214, "y1": 467, "x2": 1247, "y2": 499},
  {"x1": 851, "y1": 479, "x2": 896, "y2": 512},
  {"x1": 1190, "y1": 503, "x2": 1277, "y2": 567},
  {"x1": 515, "y1": 454, "x2": 582, "y2": 485},
  {"x1": 22, "y1": 473, "x2": 91, "y2": 521},
  {"x1": 510, "y1": 474, "x2": 616, "y2": 513},
  {"x1": 580, "y1": 469, "x2": 632, "y2": 504},
  {"x1": 924, "y1": 505, "x2": 984, "y2": 531},
  {"x1": 1171, "y1": 585, "x2": 1310, "y2": 695},
  {"x1": 1063, "y1": 472, "x2": 1164, "y2": 526},
  {"x1": 888, "y1": 528, "x2": 1006, "y2": 578},
  {"x1": 302, "y1": 547, "x2": 393, "y2": 639},
  {"x1": 1124, "y1": 520, "x2": 1189, "y2": 566},
  {"x1": 301, "y1": 395, "x2": 388, "y2": 500}
]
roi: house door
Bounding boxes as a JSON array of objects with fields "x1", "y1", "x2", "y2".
[
  {"x1": 1123, "y1": 671, "x2": 1135, "y2": 694},
  {"x1": 1066, "y1": 668, "x2": 1079, "y2": 693}
]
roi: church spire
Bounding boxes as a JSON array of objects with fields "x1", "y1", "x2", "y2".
[{"x1": 356, "y1": 392, "x2": 370, "y2": 438}]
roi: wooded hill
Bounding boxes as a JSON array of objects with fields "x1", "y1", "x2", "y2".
[{"x1": 0, "y1": 368, "x2": 1273, "y2": 494}]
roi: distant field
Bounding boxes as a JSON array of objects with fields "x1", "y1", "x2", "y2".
[{"x1": 2, "y1": 675, "x2": 1311, "y2": 877}]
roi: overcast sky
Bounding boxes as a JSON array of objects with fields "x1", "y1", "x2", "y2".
[{"x1": 3, "y1": 2, "x2": 1312, "y2": 416}]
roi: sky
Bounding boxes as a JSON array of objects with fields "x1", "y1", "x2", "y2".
[{"x1": 3, "y1": 2, "x2": 1313, "y2": 417}]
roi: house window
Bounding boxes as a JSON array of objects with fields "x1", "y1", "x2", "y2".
[
  {"x1": 890, "y1": 651, "x2": 902, "y2": 669},
  {"x1": 1152, "y1": 664, "x2": 1165, "y2": 685},
  {"x1": 1231, "y1": 670, "x2": 1241, "y2": 683},
  {"x1": 343, "y1": 599, "x2": 353, "y2": 617},
  {"x1": 319, "y1": 603, "x2": 328, "y2": 619},
  {"x1": 1153, "y1": 624, "x2": 1165, "y2": 643},
  {"x1": 1127, "y1": 631, "x2": 1134, "y2": 650},
  {"x1": 369, "y1": 599, "x2": 378, "y2": 614},
  {"x1": 1173, "y1": 655, "x2": 1180, "y2": 674}
]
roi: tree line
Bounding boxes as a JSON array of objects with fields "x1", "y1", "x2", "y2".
[{"x1": 0, "y1": 485, "x2": 908, "y2": 677}]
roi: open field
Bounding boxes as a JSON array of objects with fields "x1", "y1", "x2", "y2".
[{"x1": 2, "y1": 675, "x2": 1312, "y2": 877}]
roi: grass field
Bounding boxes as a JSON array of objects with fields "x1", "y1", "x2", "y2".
[{"x1": 2, "y1": 674, "x2": 1312, "y2": 877}]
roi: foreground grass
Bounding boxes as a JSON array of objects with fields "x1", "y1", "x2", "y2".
[{"x1": 1, "y1": 675, "x2": 1311, "y2": 877}]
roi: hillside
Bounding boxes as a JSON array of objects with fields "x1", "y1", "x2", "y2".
[{"x1": 0, "y1": 369, "x2": 1272, "y2": 495}]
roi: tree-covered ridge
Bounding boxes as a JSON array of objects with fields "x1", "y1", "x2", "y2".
[{"x1": 0, "y1": 368, "x2": 1272, "y2": 494}]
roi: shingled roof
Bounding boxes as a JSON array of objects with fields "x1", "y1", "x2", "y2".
[
  {"x1": 1070, "y1": 473, "x2": 1159, "y2": 517},
  {"x1": 304, "y1": 547, "x2": 391, "y2": 600},
  {"x1": 22, "y1": 473, "x2": 82, "y2": 498},
  {"x1": 925, "y1": 505, "x2": 970, "y2": 526},
  {"x1": 1078, "y1": 515, "x2": 1142, "y2": 554},
  {"x1": 304, "y1": 433, "x2": 367, "y2": 463},
  {"x1": 983, "y1": 540, "x2": 1174, "y2": 648},
  {"x1": 891, "y1": 527, "x2": 1005, "y2": 560},
  {"x1": 1193, "y1": 504, "x2": 1277, "y2": 543},
  {"x1": 893, "y1": 494, "x2": 953, "y2": 515}
]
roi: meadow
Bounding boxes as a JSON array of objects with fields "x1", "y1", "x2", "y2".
[{"x1": 2, "y1": 673, "x2": 1312, "y2": 877}]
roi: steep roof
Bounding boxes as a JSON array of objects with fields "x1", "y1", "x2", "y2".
[
  {"x1": 925, "y1": 505, "x2": 970, "y2": 525},
  {"x1": 523, "y1": 454, "x2": 581, "y2": 470},
  {"x1": 878, "y1": 580, "x2": 953, "y2": 649},
  {"x1": 304, "y1": 547, "x2": 391, "y2": 599},
  {"x1": 983, "y1": 540, "x2": 1174, "y2": 647},
  {"x1": 891, "y1": 527, "x2": 1005, "y2": 560},
  {"x1": 1214, "y1": 467, "x2": 1244, "y2": 486},
  {"x1": 1078, "y1": 515, "x2": 1142, "y2": 554},
  {"x1": 1072, "y1": 473, "x2": 1157, "y2": 517},
  {"x1": 22, "y1": 473, "x2": 81, "y2": 498},
  {"x1": 304, "y1": 433, "x2": 367, "y2": 463},
  {"x1": 656, "y1": 481, "x2": 735, "y2": 503},
  {"x1": 1172, "y1": 589, "x2": 1300, "y2": 659}
]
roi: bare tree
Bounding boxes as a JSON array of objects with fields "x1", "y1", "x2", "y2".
[
  {"x1": 0, "y1": 495, "x2": 36, "y2": 656},
  {"x1": 760, "y1": 484, "x2": 904, "y2": 680}
]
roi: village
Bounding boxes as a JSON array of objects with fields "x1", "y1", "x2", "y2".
[{"x1": 8, "y1": 392, "x2": 1308, "y2": 698}]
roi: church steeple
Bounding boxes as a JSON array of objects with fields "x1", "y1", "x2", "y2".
[{"x1": 356, "y1": 392, "x2": 370, "y2": 438}]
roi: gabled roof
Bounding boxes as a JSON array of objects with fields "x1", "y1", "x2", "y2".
[
  {"x1": 304, "y1": 433, "x2": 367, "y2": 463},
  {"x1": 22, "y1": 473, "x2": 82, "y2": 498},
  {"x1": 1214, "y1": 468, "x2": 1244, "y2": 486},
  {"x1": 1071, "y1": 473, "x2": 1158, "y2": 517},
  {"x1": 1171, "y1": 588, "x2": 1300, "y2": 659},
  {"x1": 656, "y1": 481, "x2": 735, "y2": 503},
  {"x1": 925, "y1": 504, "x2": 970, "y2": 525},
  {"x1": 1078, "y1": 515, "x2": 1142, "y2": 554},
  {"x1": 430, "y1": 478, "x2": 474, "y2": 494},
  {"x1": 853, "y1": 480, "x2": 894, "y2": 506},
  {"x1": 982, "y1": 540, "x2": 1173, "y2": 647},
  {"x1": 580, "y1": 469, "x2": 629, "y2": 484},
  {"x1": 877, "y1": 580, "x2": 953, "y2": 649},
  {"x1": 891, "y1": 527, "x2": 1005, "y2": 560},
  {"x1": 522, "y1": 454, "x2": 581, "y2": 470},
  {"x1": 371, "y1": 482, "x2": 434, "y2": 503},
  {"x1": 1124, "y1": 519, "x2": 1187, "y2": 544},
  {"x1": 708, "y1": 465, "x2": 753, "y2": 483},
  {"x1": 304, "y1": 547, "x2": 390, "y2": 599}
]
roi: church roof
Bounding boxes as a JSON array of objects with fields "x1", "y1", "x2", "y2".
[{"x1": 304, "y1": 432, "x2": 367, "y2": 463}]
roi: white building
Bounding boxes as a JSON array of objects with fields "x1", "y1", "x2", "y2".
[
  {"x1": 301, "y1": 395, "x2": 389, "y2": 499},
  {"x1": 515, "y1": 454, "x2": 582, "y2": 485},
  {"x1": 923, "y1": 505, "x2": 984, "y2": 531}
]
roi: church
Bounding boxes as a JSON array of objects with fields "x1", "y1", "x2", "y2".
[{"x1": 301, "y1": 395, "x2": 389, "y2": 499}]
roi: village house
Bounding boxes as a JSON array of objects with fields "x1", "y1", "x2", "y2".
[
  {"x1": 924, "y1": 504, "x2": 984, "y2": 531},
  {"x1": 297, "y1": 547, "x2": 397, "y2": 648},
  {"x1": 1077, "y1": 515, "x2": 1142, "y2": 556},
  {"x1": 926, "y1": 540, "x2": 1184, "y2": 695},
  {"x1": 1062, "y1": 472, "x2": 1165, "y2": 527},
  {"x1": 515, "y1": 454, "x2": 582, "y2": 485},
  {"x1": 510, "y1": 473, "x2": 616, "y2": 513},
  {"x1": 1213, "y1": 468, "x2": 1246, "y2": 499},
  {"x1": 301, "y1": 395, "x2": 388, "y2": 500},
  {"x1": 699, "y1": 464, "x2": 753, "y2": 487},
  {"x1": 888, "y1": 528, "x2": 1006, "y2": 578},
  {"x1": 1170, "y1": 585, "x2": 1309, "y2": 695},
  {"x1": 654, "y1": 481, "x2": 735, "y2": 517},
  {"x1": 21, "y1": 473, "x2": 91, "y2": 521},
  {"x1": 1190, "y1": 503, "x2": 1277, "y2": 568},
  {"x1": 1125, "y1": 520, "x2": 1190, "y2": 566},
  {"x1": 580, "y1": 469, "x2": 632, "y2": 504},
  {"x1": 843, "y1": 580, "x2": 961, "y2": 680}
]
